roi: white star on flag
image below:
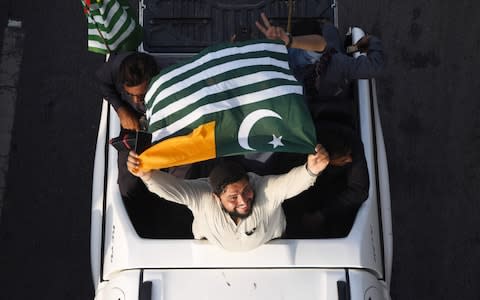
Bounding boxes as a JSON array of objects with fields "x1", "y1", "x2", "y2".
[{"x1": 268, "y1": 134, "x2": 284, "y2": 149}]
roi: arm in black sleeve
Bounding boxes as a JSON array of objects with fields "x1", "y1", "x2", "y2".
[
  {"x1": 336, "y1": 36, "x2": 385, "y2": 80},
  {"x1": 95, "y1": 52, "x2": 131, "y2": 111},
  {"x1": 322, "y1": 139, "x2": 370, "y2": 217}
]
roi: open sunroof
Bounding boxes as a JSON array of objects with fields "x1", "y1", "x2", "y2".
[{"x1": 142, "y1": 0, "x2": 336, "y2": 53}]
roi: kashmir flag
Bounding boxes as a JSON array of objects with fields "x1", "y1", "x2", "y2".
[
  {"x1": 81, "y1": 0, "x2": 142, "y2": 54},
  {"x1": 138, "y1": 39, "x2": 317, "y2": 171}
]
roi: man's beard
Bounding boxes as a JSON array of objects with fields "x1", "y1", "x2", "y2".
[{"x1": 222, "y1": 199, "x2": 255, "y2": 220}]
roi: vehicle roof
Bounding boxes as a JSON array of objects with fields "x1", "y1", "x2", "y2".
[{"x1": 140, "y1": 0, "x2": 337, "y2": 53}]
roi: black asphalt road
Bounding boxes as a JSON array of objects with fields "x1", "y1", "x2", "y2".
[
  {"x1": 339, "y1": 1, "x2": 480, "y2": 299},
  {"x1": 0, "y1": 1, "x2": 479, "y2": 299}
]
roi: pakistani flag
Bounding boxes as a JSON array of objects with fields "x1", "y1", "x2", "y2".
[
  {"x1": 81, "y1": 0, "x2": 142, "y2": 54},
  {"x1": 139, "y1": 40, "x2": 317, "y2": 171}
]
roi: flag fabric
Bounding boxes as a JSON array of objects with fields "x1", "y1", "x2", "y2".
[
  {"x1": 139, "y1": 39, "x2": 317, "y2": 171},
  {"x1": 81, "y1": 0, "x2": 142, "y2": 54}
]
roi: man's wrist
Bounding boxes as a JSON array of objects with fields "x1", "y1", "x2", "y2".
[
  {"x1": 140, "y1": 171, "x2": 152, "y2": 181},
  {"x1": 305, "y1": 163, "x2": 320, "y2": 177},
  {"x1": 285, "y1": 32, "x2": 293, "y2": 48}
]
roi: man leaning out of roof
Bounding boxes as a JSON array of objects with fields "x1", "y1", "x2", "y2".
[{"x1": 127, "y1": 144, "x2": 330, "y2": 251}]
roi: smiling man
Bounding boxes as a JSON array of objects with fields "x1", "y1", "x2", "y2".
[
  {"x1": 127, "y1": 144, "x2": 330, "y2": 251},
  {"x1": 209, "y1": 161, "x2": 255, "y2": 222}
]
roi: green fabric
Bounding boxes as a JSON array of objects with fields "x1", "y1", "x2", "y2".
[
  {"x1": 81, "y1": 0, "x2": 142, "y2": 54},
  {"x1": 145, "y1": 40, "x2": 317, "y2": 157}
]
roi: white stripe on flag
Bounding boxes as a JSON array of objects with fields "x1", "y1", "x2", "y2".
[
  {"x1": 88, "y1": 40, "x2": 108, "y2": 50},
  {"x1": 91, "y1": 1, "x2": 121, "y2": 26},
  {"x1": 88, "y1": 20, "x2": 135, "y2": 48},
  {"x1": 87, "y1": 26, "x2": 99, "y2": 35},
  {"x1": 88, "y1": 1, "x2": 136, "y2": 45},
  {"x1": 87, "y1": 16, "x2": 135, "y2": 51},
  {"x1": 148, "y1": 71, "x2": 297, "y2": 125},
  {"x1": 146, "y1": 56, "x2": 290, "y2": 118},
  {"x1": 87, "y1": 11, "x2": 129, "y2": 38},
  {"x1": 105, "y1": 19, "x2": 135, "y2": 48},
  {"x1": 102, "y1": 10, "x2": 129, "y2": 39},
  {"x1": 145, "y1": 42, "x2": 287, "y2": 101},
  {"x1": 151, "y1": 84, "x2": 303, "y2": 142}
]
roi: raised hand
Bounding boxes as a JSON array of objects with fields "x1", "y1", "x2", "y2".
[
  {"x1": 255, "y1": 13, "x2": 290, "y2": 45},
  {"x1": 306, "y1": 144, "x2": 330, "y2": 175},
  {"x1": 127, "y1": 151, "x2": 152, "y2": 179}
]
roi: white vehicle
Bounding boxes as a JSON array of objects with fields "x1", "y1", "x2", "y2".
[{"x1": 91, "y1": 1, "x2": 392, "y2": 299}]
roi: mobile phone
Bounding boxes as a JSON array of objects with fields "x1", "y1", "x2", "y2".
[{"x1": 135, "y1": 131, "x2": 152, "y2": 154}]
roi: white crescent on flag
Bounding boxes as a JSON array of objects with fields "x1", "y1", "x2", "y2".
[{"x1": 237, "y1": 109, "x2": 283, "y2": 151}]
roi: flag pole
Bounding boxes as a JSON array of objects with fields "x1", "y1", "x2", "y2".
[
  {"x1": 287, "y1": 0, "x2": 293, "y2": 34},
  {"x1": 82, "y1": 0, "x2": 112, "y2": 53}
]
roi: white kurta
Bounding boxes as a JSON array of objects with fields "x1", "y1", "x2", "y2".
[{"x1": 142, "y1": 164, "x2": 317, "y2": 251}]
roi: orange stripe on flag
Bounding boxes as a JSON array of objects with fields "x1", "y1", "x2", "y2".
[{"x1": 139, "y1": 121, "x2": 217, "y2": 171}]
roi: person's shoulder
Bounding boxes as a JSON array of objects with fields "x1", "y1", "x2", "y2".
[
  {"x1": 194, "y1": 177, "x2": 210, "y2": 185},
  {"x1": 248, "y1": 172, "x2": 269, "y2": 189},
  {"x1": 190, "y1": 177, "x2": 214, "y2": 194},
  {"x1": 97, "y1": 51, "x2": 134, "y2": 77}
]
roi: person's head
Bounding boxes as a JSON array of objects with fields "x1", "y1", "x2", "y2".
[
  {"x1": 119, "y1": 53, "x2": 158, "y2": 104},
  {"x1": 317, "y1": 126, "x2": 353, "y2": 167},
  {"x1": 209, "y1": 161, "x2": 254, "y2": 219}
]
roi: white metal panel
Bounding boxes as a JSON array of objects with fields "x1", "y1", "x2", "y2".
[
  {"x1": 352, "y1": 27, "x2": 393, "y2": 287},
  {"x1": 349, "y1": 269, "x2": 391, "y2": 300},
  {"x1": 144, "y1": 269, "x2": 344, "y2": 300},
  {"x1": 94, "y1": 270, "x2": 140, "y2": 300},
  {"x1": 371, "y1": 78, "x2": 393, "y2": 287},
  {"x1": 91, "y1": 99, "x2": 110, "y2": 289}
]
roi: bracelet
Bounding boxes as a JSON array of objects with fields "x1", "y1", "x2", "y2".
[
  {"x1": 285, "y1": 32, "x2": 293, "y2": 48},
  {"x1": 305, "y1": 163, "x2": 319, "y2": 177}
]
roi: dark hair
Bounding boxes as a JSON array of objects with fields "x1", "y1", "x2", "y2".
[
  {"x1": 316, "y1": 126, "x2": 353, "y2": 159},
  {"x1": 209, "y1": 161, "x2": 248, "y2": 196},
  {"x1": 119, "y1": 53, "x2": 159, "y2": 87}
]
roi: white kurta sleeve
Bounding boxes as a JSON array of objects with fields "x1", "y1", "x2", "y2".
[
  {"x1": 257, "y1": 164, "x2": 318, "y2": 209},
  {"x1": 141, "y1": 170, "x2": 210, "y2": 211}
]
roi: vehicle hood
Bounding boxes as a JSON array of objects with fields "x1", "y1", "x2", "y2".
[{"x1": 96, "y1": 268, "x2": 348, "y2": 300}]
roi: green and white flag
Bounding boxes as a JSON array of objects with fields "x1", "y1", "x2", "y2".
[
  {"x1": 81, "y1": 0, "x2": 142, "y2": 54},
  {"x1": 139, "y1": 40, "x2": 317, "y2": 170}
]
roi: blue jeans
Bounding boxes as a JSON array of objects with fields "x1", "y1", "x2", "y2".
[
  {"x1": 287, "y1": 48, "x2": 322, "y2": 83},
  {"x1": 288, "y1": 48, "x2": 322, "y2": 70},
  {"x1": 286, "y1": 23, "x2": 341, "y2": 83}
]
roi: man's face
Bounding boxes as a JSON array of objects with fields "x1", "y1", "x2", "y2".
[
  {"x1": 217, "y1": 178, "x2": 254, "y2": 219},
  {"x1": 123, "y1": 80, "x2": 148, "y2": 104}
]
